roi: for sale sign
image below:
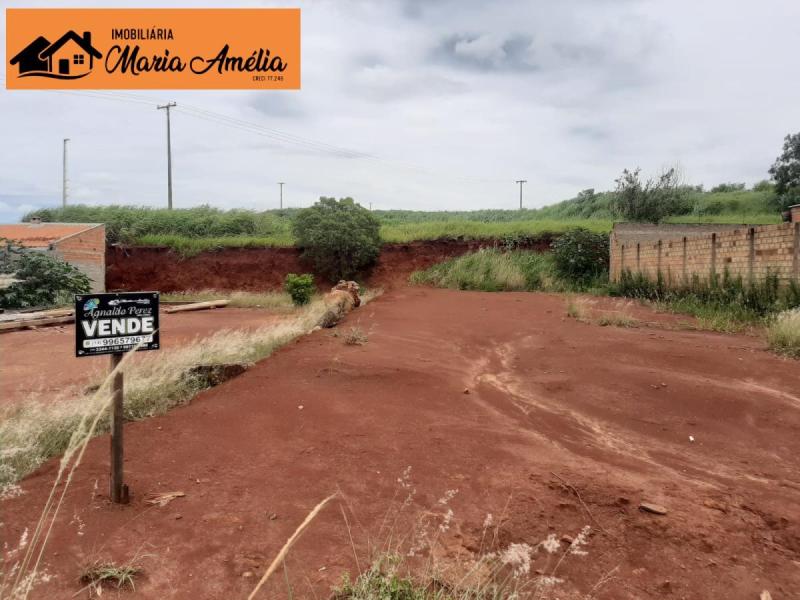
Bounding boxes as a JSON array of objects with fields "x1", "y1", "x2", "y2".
[{"x1": 75, "y1": 292, "x2": 160, "y2": 357}]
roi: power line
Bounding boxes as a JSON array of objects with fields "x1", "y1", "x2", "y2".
[{"x1": 12, "y1": 86, "x2": 511, "y2": 185}]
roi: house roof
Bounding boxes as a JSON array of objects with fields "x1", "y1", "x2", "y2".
[
  {"x1": 39, "y1": 31, "x2": 102, "y2": 59},
  {"x1": 0, "y1": 223, "x2": 103, "y2": 248},
  {"x1": 9, "y1": 36, "x2": 51, "y2": 64}
]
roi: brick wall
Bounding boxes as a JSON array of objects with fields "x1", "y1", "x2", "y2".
[
  {"x1": 50, "y1": 224, "x2": 106, "y2": 292},
  {"x1": 610, "y1": 219, "x2": 800, "y2": 286}
]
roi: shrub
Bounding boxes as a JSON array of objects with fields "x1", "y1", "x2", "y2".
[
  {"x1": 293, "y1": 197, "x2": 381, "y2": 280},
  {"x1": 284, "y1": 273, "x2": 315, "y2": 306},
  {"x1": 550, "y1": 228, "x2": 609, "y2": 281},
  {"x1": 0, "y1": 240, "x2": 91, "y2": 309},
  {"x1": 710, "y1": 182, "x2": 746, "y2": 193},
  {"x1": 613, "y1": 167, "x2": 691, "y2": 223}
]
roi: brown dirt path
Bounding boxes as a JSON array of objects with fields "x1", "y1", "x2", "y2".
[
  {"x1": 2, "y1": 289, "x2": 799, "y2": 599},
  {"x1": 0, "y1": 308, "x2": 283, "y2": 408}
]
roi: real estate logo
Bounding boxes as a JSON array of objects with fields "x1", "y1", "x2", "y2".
[
  {"x1": 5, "y1": 8, "x2": 301, "y2": 90},
  {"x1": 11, "y1": 30, "x2": 102, "y2": 79}
]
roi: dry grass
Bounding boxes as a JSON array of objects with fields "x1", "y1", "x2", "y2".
[
  {"x1": 329, "y1": 468, "x2": 609, "y2": 600},
  {"x1": 565, "y1": 297, "x2": 591, "y2": 322},
  {"x1": 343, "y1": 326, "x2": 369, "y2": 346},
  {"x1": 767, "y1": 308, "x2": 800, "y2": 358},
  {"x1": 1, "y1": 290, "x2": 382, "y2": 599},
  {"x1": 597, "y1": 313, "x2": 639, "y2": 328},
  {"x1": 0, "y1": 289, "x2": 383, "y2": 490},
  {"x1": 161, "y1": 290, "x2": 299, "y2": 311}
]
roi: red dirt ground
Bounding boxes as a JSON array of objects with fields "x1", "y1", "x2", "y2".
[
  {"x1": 0, "y1": 308, "x2": 283, "y2": 408},
  {"x1": 2, "y1": 289, "x2": 799, "y2": 599}
]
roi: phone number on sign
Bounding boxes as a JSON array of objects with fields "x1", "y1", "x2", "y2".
[{"x1": 83, "y1": 335, "x2": 154, "y2": 348}]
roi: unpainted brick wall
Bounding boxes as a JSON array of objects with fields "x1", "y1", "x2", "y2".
[
  {"x1": 50, "y1": 225, "x2": 106, "y2": 292},
  {"x1": 610, "y1": 217, "x2": 800, "y2": 286}
]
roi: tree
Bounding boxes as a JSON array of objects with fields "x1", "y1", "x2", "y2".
[
  {"x1": 612, "y1": 167, "x2": 690, "y2": 223},
  {"x1": 0, "y1": 239, "x2": 91, "y2": 308},
  {"x1": 768, "y1": 132, "x2": 800, "y2": 212},
  {"x1": 292, "y1": 197, "x2": 381, "y2": 281}
]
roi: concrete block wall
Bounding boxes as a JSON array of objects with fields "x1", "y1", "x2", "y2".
[
  {"x1": 49, "y1": 224, "x2": 106, "y2": 292},
  {"x1": 610, "y1": 218, "x2": 800, "y2": 287}
]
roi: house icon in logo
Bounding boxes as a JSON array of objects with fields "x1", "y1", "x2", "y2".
[{"x1": 10, "y1": 31, "x2": 102, "y2": 79}]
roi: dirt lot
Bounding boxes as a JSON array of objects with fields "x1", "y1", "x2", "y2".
[
  {"x1": 0, "y1": 308, "x2": 283, "y2": 408},
  {"x1": 2, "y1": 289, "x2": 799, "y2": 599}
]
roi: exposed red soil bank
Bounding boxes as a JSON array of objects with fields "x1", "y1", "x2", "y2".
[
  {"x1": 106, "y1": 237, "x2": 553, "y2": 292},
  {"x1": 3, "y1": 289, "x2": 798, "y2": 599}
]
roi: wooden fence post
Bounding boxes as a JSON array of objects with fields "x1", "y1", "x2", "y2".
[{"x1": 109, "y1": 353, "x2": 128, "y2": 504}]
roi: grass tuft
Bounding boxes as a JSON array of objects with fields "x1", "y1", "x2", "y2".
[
  {"x1": 565, "y1": 297, "x2": 591, "y2": 321},
  {"x1": 79, "y1": 559, "x2": 142, "y2": 594},
  {"x1": 767, "y1": 309, "x2": 800, "y2": 358},
  {"x1": 343, "y1": 326, "x2": 369, "y2": 346}
]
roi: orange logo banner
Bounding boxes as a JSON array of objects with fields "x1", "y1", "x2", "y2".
[{"x1": 6, "y1": 8, "x2": 300, "y2": 89}]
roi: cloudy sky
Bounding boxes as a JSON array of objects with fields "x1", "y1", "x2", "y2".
[{"x1": 1, "y1": 0, "x2": 798, "y2": 222}]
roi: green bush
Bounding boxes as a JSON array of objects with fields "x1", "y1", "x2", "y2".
[
  {"x1": 613, "y1": 167, "x2": 691, "y2": 223},
  {"x1": 0, "y1": 242, "x2": 91, "y2": 308},
  {"x1": 550, "y1": 228, "x2": 609, "y2": 281},
  {"x1": 284, "y1": 273, "x2": 315, "y2": 306},
  {"x1": 292, "y1": 197, "x2": 381, "y2": 280}
]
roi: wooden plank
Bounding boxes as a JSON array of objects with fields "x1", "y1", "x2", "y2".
[
  {"x1": 0, "y1": 314, "x2": 75, "y2": 332},
  {"x1": 164, "y1": 299, "x2": 229, "y2": 314},
  {"x1": 0, "y1": 308, "x2": 74, "y2": 323}
]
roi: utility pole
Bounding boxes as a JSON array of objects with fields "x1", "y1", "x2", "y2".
[
  {"x1": 62, "y1": 138, "x2": 70, "y2": 208},
  {"x1": 515, "y1": 179, "x2": 527, "y2": 210},
  {"x1": 278, "y1": 182, "x2": 285, "y2": 209},
  {"x1": 157, "y1": 102, "x2": 177, "y2": 209}
]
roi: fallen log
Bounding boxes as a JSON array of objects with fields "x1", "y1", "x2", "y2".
[
  {"x1": 0, "y1": 314, "x2": 75, "y2": 332},
  {"x1": 164, "y1": 299, "x2": 229, "y2": 314}
]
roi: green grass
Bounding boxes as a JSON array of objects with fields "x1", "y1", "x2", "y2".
[
  {"x1": 379, "y1": 219, "x2": 611, "y2": 243},
  {"x1": 613, "y1": 270, "x2": 800, "y2": 332},
  {"x1": 410, "y1": 249, "x2": 607, "y2": 294},
  {"x1": 664, "y1": 213, "x2": 780, "y2": 225},
  {"x1": 136, "y1": 233, "x2": 295, "y2": 254},
  {"x1": 22, "y1": 188, "x2": 784, "y2": 253}
]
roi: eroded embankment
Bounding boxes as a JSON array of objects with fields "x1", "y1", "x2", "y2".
[{"x1": 106, "y1": 237, "x2": 554, "y2": 291}]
